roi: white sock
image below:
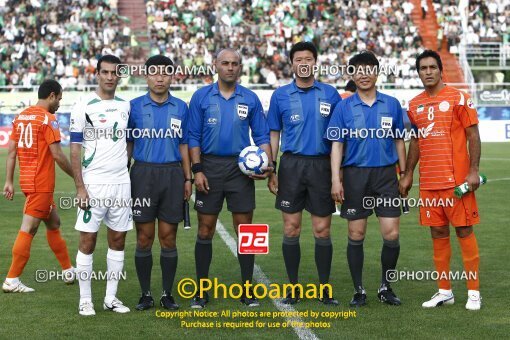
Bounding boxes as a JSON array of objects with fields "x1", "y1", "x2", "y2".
[
  {"x1": 439, "y1": 288, "x2": 453, "y2": 296},
  {"x1": 76, "y1": 250, "x2": 93, "y2": 302},
  {"x1": 5, "y1": 277, "x2": 19, "y2": 284},
  {"x1": 105, "y1": 248, "x2": 124, "y2": 304}
]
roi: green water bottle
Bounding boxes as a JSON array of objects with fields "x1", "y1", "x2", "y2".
[{"x1": 454, "y1": 174, "x2": 487, "y2": 198}]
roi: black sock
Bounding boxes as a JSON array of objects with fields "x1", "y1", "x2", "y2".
[
  {"x1": 315, "y1": 237, "x2": 333, "y2": 284},
  {"x1": 135, "y1": 247, "x2": 152, "y2": 294},
  {"x1": 161, "y1": 247, "x2": 178, "y2": 294},
  {"x1": 381, "y1": 238, "x2": 400, "y2": 286},
  {"x1": 282, "y1": 236, "x2": 300, "y2": 284},
  {"x1": 238, "y1": 254, "x2": 255, "y2": 284},
  {"x1": 195, "y1": 237, "x2": 212, "y2": 280},
  {"x1": 347, "y1": 238, "x2": 364, "y2": 290}
]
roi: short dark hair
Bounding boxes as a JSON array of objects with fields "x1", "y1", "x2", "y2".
[
  {"x1": 416, "y1": 50, "x2": 443, "y2": 72},
  {"x1": 38, "y1": 79, "x2": 62, "y2": 99},
  {"x1": 97, "y1": 55, "x2": 121, "y2": 73},
  {"x1": 345, "y1": 79, "x2": 357, "y2": 92},
  {"x1": 348, "y1": 51, "x2": 379, "y2": 69},
  {"x1": 145, "y1": 55, "x2": 174, "y2": 68},
  {"x1": 290, "y1": 42, "x2": 318, "y2": 62}
]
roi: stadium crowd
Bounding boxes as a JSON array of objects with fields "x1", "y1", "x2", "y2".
[
  {"x1": 0, "y1": 0, "x2": 130, "y2": 89},
  {"x1": 147, "y1": 0, "x2": 425, "y2": 88},
  {"x1": 4, "y1": 0, "x2": 503, "y2": 88},
  {"x1": 434, "y1": 0, "x2": 509, "y2": 51}
]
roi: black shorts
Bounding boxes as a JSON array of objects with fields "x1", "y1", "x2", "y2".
[
  {"x1": 194, "y1": 155, "x2": 255, "y2": 214},
  {"x1": 341, "y1": 165, "x2": 401, "y2": 220},
  {"x1": 130, "y1": 161, "x2": 184, "y2": 224},
  {"x1": 276, "y1": 153, "x2": 335, "y2": 217}
]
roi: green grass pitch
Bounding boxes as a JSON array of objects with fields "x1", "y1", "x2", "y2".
[{"x1": 0, "y1": 143, "x2": 509, "y2": 339}]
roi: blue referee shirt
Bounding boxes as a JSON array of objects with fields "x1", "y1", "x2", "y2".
[
  {"x1": 267, "y1": 80, "x2": 341, "y2": 156},
  {"x1": 326, "y1": 91, "x2": 405, "y2": 167},
  {"x1": 188, "y1": 82, "x2": 270, "y2": 156},
  {"x1": 128, "y1": 92, "x2": 189, "y2": 163}
]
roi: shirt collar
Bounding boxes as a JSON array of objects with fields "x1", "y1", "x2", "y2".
[
  {"x1": 142, "y1": 91, "x2": 175, "y2": 106},
  {"x1": 351, "y1": 91, "x2": 385, "y2": 106},
  {"x1": 289, "y1": 80, "x2": 322, "y2": 94},
  {"x1": 211, "y1": 82, "x2": 243, "y2": 98}
]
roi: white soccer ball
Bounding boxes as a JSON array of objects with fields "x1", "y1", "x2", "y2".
[{"x1": 238, "y1": 145, "x2": 269, "y2": 176}]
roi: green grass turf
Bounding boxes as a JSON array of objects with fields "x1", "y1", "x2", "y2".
[{"x1": 0, "y1": 143, "x2": 509, "y2": 339}]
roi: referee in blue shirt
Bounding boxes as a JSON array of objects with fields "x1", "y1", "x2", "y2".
[
  {"x1": 267, "y1": 42, "x2": 341, "y2": 305},
  {"x1": 327, "y1": 51, "x2": 406, "y2": 307},
  {"x1": 188, "y1": 48, "x2": 273, "y2": 308},
  {"x1": 127, "y1": 55, "x2": 192, "y2": 311}
]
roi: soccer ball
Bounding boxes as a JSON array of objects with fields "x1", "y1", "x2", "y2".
[{"x1": 238, "y1": 145, "x2": 269, "y2": 176}]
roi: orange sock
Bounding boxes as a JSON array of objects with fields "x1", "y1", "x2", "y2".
[
  {"x1": 7, "y1": 231, "x2": 34, "y2": 278},
  {"x1": 432, "y1": 237, "x2": 451, "y2": 290},
  {"x1": 46, "y1": 229, "x2": 72, "y2": 270},
  {"x1": 457, "y1": 232, "x2": 480, "y2": 291}
]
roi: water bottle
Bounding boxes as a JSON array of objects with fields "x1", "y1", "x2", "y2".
[{"x1": 454, "y1": 174, "x2": 487, "y2": 198}]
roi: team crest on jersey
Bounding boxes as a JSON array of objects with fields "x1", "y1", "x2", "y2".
[
  {"x1": 380, "y1": 116, "x2": 392, "y2": 129},
  {"x1": 439, "y1": 101, "x2": 450, "y2": 112},
  {"x1": 237, "y1": 104, "x2": 248, "y2": 120},
  {"x1": 417, "y1": 104, "x2": 424, "y2": 113},
  {"x1": 319, "y1": 102, "x2": 331, "y2": 117},
  {"x1": 51, "y1": 120, "x2": 59, "y2": 129},
  {"x1": 170, "y1": 118, "x2": 182, "y2": 133},
  {"x1": 98, "y1": 114, "x2": 107, "y2": 123},
  {"x1": 467, "y1": 98, "x2": 475, "y2": 109}
]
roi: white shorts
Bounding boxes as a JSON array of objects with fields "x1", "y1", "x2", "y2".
[{"x1": 74, "y1": 183, "x2": 133, "y2": 233}]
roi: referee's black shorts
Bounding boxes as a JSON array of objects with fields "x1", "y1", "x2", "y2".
[
  {"x1": 130, "y1": 161, "x2": 184, "y2": 224},
  {"x1": 276, "y1": 152, "x2": 335, "y2": 217},
  {"x1": 194, "y1": 155, "x2": 255, "y2": 214},
  {"x1": 340, "y1": 165, "x2": 401, "y2": 220}
]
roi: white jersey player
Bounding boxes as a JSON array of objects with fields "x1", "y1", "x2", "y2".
[{"x1": 70, "y1": 55, "x2": 132, "y2": 316}]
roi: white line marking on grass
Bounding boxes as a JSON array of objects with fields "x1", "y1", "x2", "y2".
[
  {"x1": 214, "y1": 218, "x2": 319, "y2": 340},
  {"x1": 190, "y1": 194, "x2": 318, "y2": 340}
]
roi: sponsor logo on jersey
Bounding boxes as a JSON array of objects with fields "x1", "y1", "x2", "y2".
[
  {"x1": 319, "y1": 102, "x2": 331, "y2": 117},
  {"x1": 207, "y1": 118, "x2": 217, "y2": 125},
  {"x1": 290, "y1": 114, "x2": 301, "y2": 123},
  {"x1": 237, "y1": 104, "x2": 248, "y2": 120}
]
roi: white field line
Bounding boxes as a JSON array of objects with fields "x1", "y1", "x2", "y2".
[{"x1": 213, "y1": 217, "x2": 319, "y2": 340}]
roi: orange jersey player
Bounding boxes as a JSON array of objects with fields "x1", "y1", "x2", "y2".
[
  {"x1": 3, "y1": 80, "x2": 75, "y2": 293},
  {"x1": 399, "y1": 50, "x2": 482, "y2": 310}
]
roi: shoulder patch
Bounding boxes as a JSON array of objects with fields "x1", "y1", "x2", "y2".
[{"x1": 51, "y1": 120, "x2": 59, "y2": 129}]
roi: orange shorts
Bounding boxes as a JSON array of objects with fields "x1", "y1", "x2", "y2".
[
  {"x1": 419, "y1": 189, "x2": 480, "y2": 227},
  {"x1": 23, "y1": 192, "x2": 56, "y2": 219}
]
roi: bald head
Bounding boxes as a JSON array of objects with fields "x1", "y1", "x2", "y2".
[
  {"x1": 214, "y1": 48, "x2": 242, "y2": 85},
  {"x1": 215, "y1": 48, "x2": 242, "y2": 64}
]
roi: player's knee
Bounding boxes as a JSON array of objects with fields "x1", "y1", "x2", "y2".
[
  {"x1": 382, "y1": 229, "x2": 399, "y2": 241},
  {"x1": 197, "y1": 228, "x2": 214, "y2": 240},
  {"x1": 137, "y1": 232, "x2": 154, "y2": 249},
  {"x1": 313, "y1": 227, "x2": 330, "y2": 239},
  {"x1": 79, "y1": 232, "x2": 97, "y2": 254},
  {"x1": 283, "y1": 221, "x2": 301, "y2": 237},
  {"x1": 455, "y1": 226, "x2": 473, "y2": 238},
  {"x1": 348, "y1": 229, "x2": 365, "y2": 241},
  {"x1": 158, "y1": 232, "x2": 176, "y2": 249},
  {"x1": 430, "y1": 226, "x2": 449, "y2": 239}
]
